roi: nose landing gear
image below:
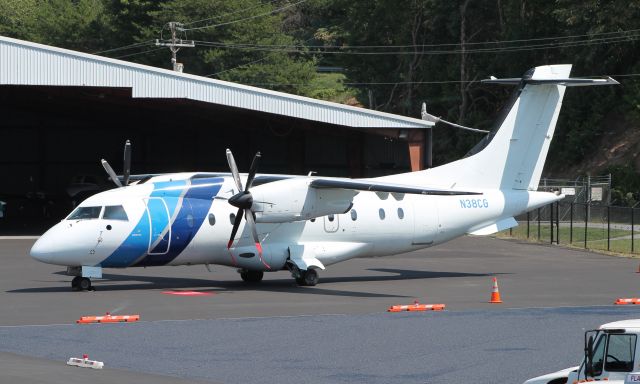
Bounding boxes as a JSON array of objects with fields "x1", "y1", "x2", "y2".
[
  {"x1": 71, "y1": 276, "x2": 94, "y2": 291},
  {"x1": 239, "y1": 269, "x2": 264, "y2": 283}
]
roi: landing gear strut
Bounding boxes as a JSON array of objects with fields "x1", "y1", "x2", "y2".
[
  {"x1": 71, "y1": 276, "x2": 93, "y2": 291},
  {"x1": 239, "y1": 270, "x2": 264, "y2": 283}
]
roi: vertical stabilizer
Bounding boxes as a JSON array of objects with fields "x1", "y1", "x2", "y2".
[
  {"x1": 380, "y1": 64, "x2": 617, "y2": 191},
  {"x1": 425, "y1": 64, "x2": 571, "y2": 190}
]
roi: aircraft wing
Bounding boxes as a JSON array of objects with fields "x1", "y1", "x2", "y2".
[{"x1": 309, "y1": 178, "x2": 481, "y2": 196}]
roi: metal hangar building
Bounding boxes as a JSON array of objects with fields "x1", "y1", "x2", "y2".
[{"x1": 0, "y1": 36, "x2": 433, "y2": 232}]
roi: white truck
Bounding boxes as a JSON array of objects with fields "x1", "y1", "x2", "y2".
[{"x1": 524, "y1": 319, "x2": 640, "y2": 384}]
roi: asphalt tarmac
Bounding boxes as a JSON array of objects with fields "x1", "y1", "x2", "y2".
[{"x1": 2, "y1": 236, "x2": 640, "y2": 383}]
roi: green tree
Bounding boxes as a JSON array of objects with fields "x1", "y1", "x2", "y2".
[{"x1": 140, "y1": 0, "x2": 317, "y2": 95}]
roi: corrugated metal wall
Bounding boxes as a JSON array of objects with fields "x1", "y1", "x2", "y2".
[{"x1": 0, "y1": 36, "x2": 432, "y2": 130}]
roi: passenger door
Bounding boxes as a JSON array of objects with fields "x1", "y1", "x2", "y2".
[{"x1": 144, "y1": 197, "x2": 171, "y2": 255}]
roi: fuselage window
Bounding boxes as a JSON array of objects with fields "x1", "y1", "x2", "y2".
[
  {"x1": 310, "y1": 218, "x2": 316, "y2": 222},
  {"x1": 350, "y1": 209, "x2": 357, "y2": 221},
  {"x1": 397, "y1": 208, "x2": 404, "y2": 219},
  {"x1": 208, "y1": 213, "x2": 216, "y2": 226},
  {"x1": 103, "y1": 205, "x2": 128, "y2": 221},
  {"x1": 379, "y1": 208, "x2": 385, "y2": 220},
  {"x1": 328, "y1": 214, "x2": 335, "y2": 222},
  {"x1": 230, "y1": 213, "x2": 236, "y2": 225},
  {"x1": 68, "y1": 206, "x2": 102, "y2": 220}
]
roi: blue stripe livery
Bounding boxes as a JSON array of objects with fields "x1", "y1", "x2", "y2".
[{"x1": 101, "y1": 178, "x2": 223, "y2": 268}]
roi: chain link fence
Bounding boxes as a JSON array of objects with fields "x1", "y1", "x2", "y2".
[
  {"x1": 537, "y1": 175, "x2": 612, "y2": 205},
  {"x1": 504, "y1": 201, "x2": 639, "y2": 254}
]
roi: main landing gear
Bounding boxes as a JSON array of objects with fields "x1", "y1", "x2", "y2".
[
  {"x1": 285, "y1": 261, "x2": 320, "y2": 286},
  {"x1": 294, "y1": 269, "x2": 319, "y2": 287},
  {"x1": 239, "y1": 269, "x2": 264, "y2": 283},
  {"x1": 71, "y1": 276, "x2": 93, "y2": 291}
]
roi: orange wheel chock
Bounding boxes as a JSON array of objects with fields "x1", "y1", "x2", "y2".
[
  {"x1": 615, "y1": 298, "x2": 640, "y2": 305},
  {"x1": 387, "y1": 300, "x2": 445, "y2": 312},
  {"x1": 76, "y1": 312, "x2": 140, "y2": 324}
]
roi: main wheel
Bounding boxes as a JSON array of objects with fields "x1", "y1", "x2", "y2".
[
  {"x1": 240, "y1": 270, "x2": 264, "y2": 283},
  {"x1": 302, "y1": 269, "x2": 319, "y2": 286},
  {"x1": 71, "y1": 276, "x2": 81, "y2": 291},
  {"x1": 77, "y1": 277, "x2": 92, "y2": 291}
]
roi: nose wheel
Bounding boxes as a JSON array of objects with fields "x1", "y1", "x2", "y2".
[
  {"x1": 71, "y1": 276, "x2": 93, "y2": 291},
  {"x1": 239, "y1": 270, "x2": 264, "y2": 283}
]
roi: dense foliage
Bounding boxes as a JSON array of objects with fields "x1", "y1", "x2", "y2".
[{"x1": 1, "y1": 0, "x2": 640, "y2": 197}]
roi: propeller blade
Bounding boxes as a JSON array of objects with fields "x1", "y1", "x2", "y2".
[
  {"x1": 244, "y1": 208, "x2": 260, "y2": 248},
  {"x1": 244, "y1": 208, "x2": 269, "y2": 269},
  {"x1": 245, "y1": 152, "x2": 261, "y2": 191},
  {"x1": 225, "y1": 149, "x2": 243, "y2": 192},
  {"x1": 123, "y1": 140, "x2": 131, "y2": 186},
  {"x1": 227, "y1": 208, "x2": 244, "y2": 249},
  {"x1": 101, "y1": 159, "x2": 123, "y2": 188}
]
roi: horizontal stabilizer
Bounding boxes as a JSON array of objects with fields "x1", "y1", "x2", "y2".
[
  {"x1": 482, "y1": 76, "x2": 619, "y2": 87},
  {"x1": 467, "y1": 217, "x2": 517, "y2": 236},
  {"x1": 310, "y1": 179, "x2": 482, "y2": 196}
]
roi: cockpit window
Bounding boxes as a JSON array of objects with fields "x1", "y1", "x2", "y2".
[
  {"x1": 103, "y1": 205, "x2": 129, "y2": 221},
  {"x1": 68, "y1": 206, "x2": 102, "y2": 220}
]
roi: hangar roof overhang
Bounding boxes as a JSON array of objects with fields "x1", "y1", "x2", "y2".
[{"x1": 0, "y1": 36, "x2": 433, "y2": 131}]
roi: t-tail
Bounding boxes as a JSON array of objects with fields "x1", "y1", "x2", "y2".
[{"x1": 408, "y1": 64, "x2": 618, "y2": 191}]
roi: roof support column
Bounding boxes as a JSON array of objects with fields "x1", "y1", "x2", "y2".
[{"x1": 407, "y1": 129, "x2": 427, "y2": 172}]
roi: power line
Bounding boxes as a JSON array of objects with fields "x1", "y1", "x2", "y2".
[
  {"x1": 92, "y1": 40, "x2": 154, "y2": 55},
  {"x1": 183, "y1": 0, "x2": 280, "y2": 27},
  {"x1": 113, "y1": 47, "x2": 165, "y2": 59},
  {"x1": 204, "y1": 28, "x2": 640, "y2": 49},
  {"x1": 235, "y1": 74, "x2": 640, "y2": 88},
  {"x1": 183, "y1": 0, "x2": 309, "y2": 31},
  {"x1": 193, "y1": 33, "x2": 640, "y2": 55}
]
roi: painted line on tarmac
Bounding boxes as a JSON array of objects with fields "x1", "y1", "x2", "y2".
[{"x1": 0, "y1": 236, "x2": 40, "y2": 240}]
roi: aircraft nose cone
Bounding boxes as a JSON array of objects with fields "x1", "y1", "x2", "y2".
[{"x1": 30, "y1": 234, "x2": 55, "y2": 264}]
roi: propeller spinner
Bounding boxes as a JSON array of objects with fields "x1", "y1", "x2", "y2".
[{"x1": 225, "y1": 149, "x2": 270, "y2": 269}]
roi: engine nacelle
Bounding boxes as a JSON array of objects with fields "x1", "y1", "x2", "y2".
[{"x1": 251, "y1": 178, "x2": 357, "y2": 223}]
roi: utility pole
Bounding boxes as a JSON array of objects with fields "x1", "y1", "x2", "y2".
[{"x1": 155, "y1": 22, "x2": 195, "y2": 72}]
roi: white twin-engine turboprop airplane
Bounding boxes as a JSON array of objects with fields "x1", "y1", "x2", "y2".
[{"x1": 30, "y1": 64, "x2": 617, "y2": 291}]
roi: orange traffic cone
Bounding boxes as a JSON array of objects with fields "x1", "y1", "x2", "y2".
[{"x1": 489, "y1": 277, "x2": 503, "y2": 303}]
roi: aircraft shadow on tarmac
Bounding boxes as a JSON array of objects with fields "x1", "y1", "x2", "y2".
[{"x1": 7, "y1": 269, "x2": 501, "y2": 299}]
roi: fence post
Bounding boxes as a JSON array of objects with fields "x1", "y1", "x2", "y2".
[
  {"x1": 584, "y1": 203, "x2": 588, "y2": 249},
  {"x1": 537, "y1": 207, "x2": 541, "y2": 240},
  {"x1": 556, "y1": 201, "x2": 560, "y2": 244},
  {"x1": 550, "y1": 203, "x2": 554, "y2": 244},
  {"x1": 570, "y1": 202, "x2": 574, "y2": 244},
  {"x1": 607, "y1": 205, "x2": 611, "y2": 251},
  {"x1": 527, "y1": 211, "x2": 530, "y2": 239}
]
